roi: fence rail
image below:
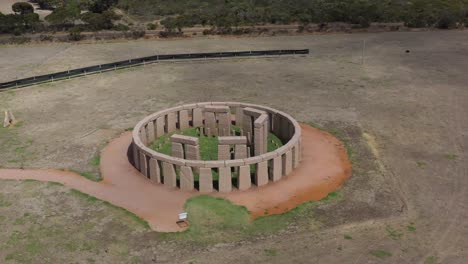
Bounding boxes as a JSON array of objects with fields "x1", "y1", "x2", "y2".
[{"x1": 0, "y1": 49, "x2": 309, "y2": 90}]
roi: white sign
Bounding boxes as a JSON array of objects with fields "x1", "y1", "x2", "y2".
[{"x1": 178, "y1": 212, "x2": 188, "y2": 220}]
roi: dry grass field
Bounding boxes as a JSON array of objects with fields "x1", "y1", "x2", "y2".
[{"x1": 0, "y1": 31, "x2": 467, "y2": 263}]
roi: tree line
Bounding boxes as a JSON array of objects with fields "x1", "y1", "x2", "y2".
[{"x1": 1, "y1": 0, "x2": 467, "y2": 36}]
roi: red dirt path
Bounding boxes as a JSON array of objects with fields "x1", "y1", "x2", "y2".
[{"x1": 0, "y1": 124, "x2": 350, "y2": 232}]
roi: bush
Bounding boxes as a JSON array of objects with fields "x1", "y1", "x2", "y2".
[
  {"x1": 437, "y1": 13, "x2": 458, "y2": 29},
  {"x1": 39, "y1": 34, "x2": 53, "y2": 41},
  {"x1": 68, "y1": 28, "x2": 83, "y2": 41},
  {"x1": 113, "y1": 23, "x2": 129, "y2": 31},
  {"x1": 12, "y1": 2, "x2": 34, "y2": 15},
  {"x1": 146, "y1": 23, "x2": 157, "y2": 30},
  {"x1": 126, "y1": 30, "x2": 145, "y2": 39},
  {"x1": 158, "y1": 31, "x2": 182, "y2": 38},
  {"x1": 8, "y1": 36, "x2": 31, "y2": 44}
]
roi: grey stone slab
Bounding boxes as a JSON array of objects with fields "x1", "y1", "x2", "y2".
[
  {"x1": 192, "y1": 108, "x2": 203, "y2": 127},
  {"x1": 272, "y1": 156, "x2": 282, "y2": 181},
  {"x1": 132, "y1": 143, "x2": 140, "y2": 170},
  {"x1": 256, "y1": 161, "x2": 269, "y2": 187},
  {"x1": 204, "y1": 105, "x2": 230, "y2": 113},
  {"x1": 170, "y1": 134, "x2": 199, "y2": 145},
  {"x1": 218, "y1": 167, "x2": 232, "y2": 193},
  {"x1": 147, "y1": 121, "x2": 155, "y2": 143},
  {"x1": 179, "y1": 110, "x2": 190, "y2": 130},
  {"x1": 171, "y1": 142, "x2": 184, "y2": 159},
  {"x1": 139, "y1": 152, "x2": 148, "y2": 177},
  {"x1": 218, "y1": 136, "x2": 247, "y2": 145},
  {"x1": 235, "y1": 107, "x2": 243, "y2": 126},
  {"x1": 243, "y1": 107, "x2": 266, "y2": 118},
  {"x1": 148, "y1": 158, "x2": 161, "y2": 183},
  {"x1": 234, "y1": 144, "x2": 247, "y2": 159},
  {"x1": 185, "y1": 144, "x2": 200, "y2": 160},
  {"x1": 166, "y1": 112, "x2": 177, "y2": 133},
  {"x1": 238, "y1": 165, "x2": 251, "y2": 191},
  {"x1": 199, "y1": 168, "x2": 213, "y2": 193},
  {"x1": 162, "y1": 162, "x2": 177, "y2": 188},
  {"x1": 218, "y1": 144, "x2": 231, "y2": 160},
  {"x1": 180, "y1": 166, "x2": 194, "y2": 191},
  {"x1": 156, "y1": 116, "x2": 165, "y2": 138},
  {"x1": 283, "y1": 151, "x2": 293, "y2": 176}
]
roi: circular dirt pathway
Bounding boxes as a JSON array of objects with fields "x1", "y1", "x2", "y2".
[{"x1": 0, "y1": 124, "x2": 350, "y2": 232}]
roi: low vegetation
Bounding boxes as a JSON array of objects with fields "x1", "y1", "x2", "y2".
[
  {"x1": 1, "y1": 0, "x2": 467, "y2": 38},
  {"x1": 160, "y1": 191, "x2": 341, "y2": 244}
]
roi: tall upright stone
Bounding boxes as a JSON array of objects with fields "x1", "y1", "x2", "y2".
[
  {"x1": 148, "y1": 158, "x2": 161, "y2": 183},
  {"x1": 155, "y1": 116, "x2": 165, "y2": 138},
  {"x1": 171, "y1": 142, "x2": 184, "y2": 159},
  {"x1": 218, "y1": 144, "x2": 231, "y2": 160},
  {"x1": 192, "y1": 108, "x2": 203, "y2": 127},
  {"x1": 139, "y1": 152, "x2": 148, "y2": 177},
  {"x1": 238, "y1": 165, "x2": 251, "y2": 191},
  {"x1": 256, "y1": 161, "x2": 269, "y2": 187},
  {"x1": 218, "y1": 167, "x2": 232, "y2": 192},
  {"x1": 162, "y1": 162, "x2": 177, "y2": 188},
  {"x1": 166, "y1": 112, "x2": 177, "y2": 133},
  {"x1": 204, "y1": 111, "x2": 216, "y2": 136},
  {"x1": 180, "y1": 166, "x2": 194, "y2": 191},
  {"x1": 234, "y1": 144, "x2": 247, "y2": 159},
  {"x1": 272, "y1": 156, "x2": 282, "y2": 182},
  {"x1": 185, "y1": 144, "x2": 200, "y2": 160},
  {"x1": 147, "y1": 121, "x2": 155, "y2": 143},
  {"x1": 179, "y1": 110, "x2": 189, "y2": 130},
  {"x1": 199, "y1": 168, "x2": 213, "y2": 193}
]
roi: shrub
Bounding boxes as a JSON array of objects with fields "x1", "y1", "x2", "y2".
[
  {"x1": 12, "y1": 2, "x2": 34, "y2": 15},
  {"x1": 147, "y1": 23, "x2": 157, "y2": 30},
  {"x1": 39, "y1": 34, "x2": 53, "y2": 41},
  {"x1": 437, "y1": 12, "x2": 458, "y2": 29},
  {"x1": 68, "y1": 28, "x2": 83, "y2": 41},
  {"x1": 113, "y1": 23, "x2": 129, "y2": 31}
]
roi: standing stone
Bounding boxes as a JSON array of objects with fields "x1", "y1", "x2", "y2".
[
  {"x1": 243, "y1": 116, "x2": 253, "y2": 143},
  {"x1": 283, "y1": 151, "x2": 293, "y2": 176},
  {"x1": 254, "y1": 126, "x2": 264, "y2": 156},
  {"x1": 171, "y1": 142, "x2": 184, "y2": 158},
  {"x1": 3, "y1": 111, "x2": 9, "y2": 128},
  {"x1": 140, "y1": 128, "x2": 147, "y2": 146},
  {"x1": 293, "y1": 143, "x2": 300, "y2": 168},
  {"x1": 192, "y1": 108, "x2": 203, "y2": 127},
  {"x1": 218, "y1": 144, "x2": 231, "y2": 160},
  {"x1": 180, "y1": 166, "x2": 194, "y2": 191},
  {"x1": 238, "y1": 165, "x2": 251, "y2": 191},
  {"x1": 156, "y1": 116, "x2": 165, "y2": 138},
  {"x1": 256, "y1": 161, "x2": 269, "y2": 187},
  {"x1": 132, "y1": 143, "x2": 140, "y2": 170},
  {"x1": 162, "y1": 162, "x2": 177, "y2": 188},
  {"x1": 179, "y1": 110, "x2": 189, "y2": 130},
  {"x1": 185, "y1": 144, "x2": 200, "y2": 160},
  {"x1": 204, "y1": 111, "x2": 216, "y2": 136},
  {"x1": 234, "y1": 144, "x2": 247, "y2": 159},
  {"x1": 139, "y1": 152, "x2": 148, "y2": 177},
  {"x1": 166, "y1": 112, "x2": 177, "y2": 133},
  {"x1": 235, "y1": 107, "x2": 243, "y2": 127},
  {"x1": 199, "y1": 168, "x2": 213, "y2": 193},
  {"x1": 217, "y1": 112, "x2": 231, "y2": 136},
  {"x1": 148, "y1": 158, "x2": 161, "y2": 183},
  {"x1": 147, "y1": 121, "x2": 155, "y2": 143},
  {"x1": 218, "y1": 167, "x2": 232, "y2": 192},
  {"x1": 272, "y1": 156, "x2": 282, "y2": 182}
]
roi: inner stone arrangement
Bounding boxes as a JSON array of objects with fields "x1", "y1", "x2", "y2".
[{"x1": 131, "y1": 102, "x2": 301, "y2": 193}]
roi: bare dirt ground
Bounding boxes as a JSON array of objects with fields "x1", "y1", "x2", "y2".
[{"x1": 0, "y1": 31, "x2": 467, "y2": 263}]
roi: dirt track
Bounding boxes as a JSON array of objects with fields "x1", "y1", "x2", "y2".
[
  {"x1": 0, "y1": 31, "x2": 467, "y2": 263},
  {"x1": 0, "y1": 124, "x2": 350, "y2": 232}
]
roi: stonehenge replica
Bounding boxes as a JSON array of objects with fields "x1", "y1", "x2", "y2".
[{"x1": 131, "y1": 102, "x2": 301, "y2": 193}]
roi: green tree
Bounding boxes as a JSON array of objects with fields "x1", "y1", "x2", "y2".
[
  {"x1": 45, "y1": 1, "x2": 80, "y2": 25},
  {"x1": 12, "y1": 2, "x2": 34, "y2": 15}
]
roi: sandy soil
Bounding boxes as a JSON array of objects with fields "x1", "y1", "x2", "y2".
[
  {"x1": 0, "y1": 123, "x2": 350, "y2": 232},
  {"x1": 0, "y1": 31, "x2": 467, "y2": 263}
]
